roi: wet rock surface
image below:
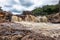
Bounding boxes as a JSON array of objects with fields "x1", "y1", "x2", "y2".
[
  {"x1": 47, "y1": 13, "x2": 60, "y2": 23},
  {"x1": 0, "y1": 22, "x2": 60, "y2": 40}
]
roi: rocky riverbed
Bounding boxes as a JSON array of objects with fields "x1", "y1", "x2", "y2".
[{"x1": 0, "y1": 22, "x2": 60, "y2": 40}]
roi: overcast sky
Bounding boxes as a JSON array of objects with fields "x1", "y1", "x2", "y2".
[{"x1": 0, "y1": 0, "x2": 59, "y2": 14}]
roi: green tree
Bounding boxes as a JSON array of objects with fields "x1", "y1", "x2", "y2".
[
  {"x1": 32, "y1": 4, "x2": 59, "y2": 16},
  {"x1": 0, "y1": 7, "x2": 3, "y2": 12},
  {"x1": 32, "y1": 8, "x2": 43, "y2": 16}
]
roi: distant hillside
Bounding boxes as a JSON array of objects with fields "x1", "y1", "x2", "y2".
[{"x1": 32, "y1": 4, "x2": 60, "y2": 16}]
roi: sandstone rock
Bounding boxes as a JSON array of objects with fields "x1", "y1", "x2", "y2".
[
  {"x1": 0, "y1": 37, "x2": 3, "y2": 40},
  {"x1": 21, "y1": 33, "x2": 55, "y2": 40},
  {"x1": 47, "y1": 13, "x2": 60, "y2": 23},
  {"x1": 11, "y1": 35, "x2": 23, "y2": 40},
  {"x1": 0, "y1": 22, "x2": 59, "y2": 40}
]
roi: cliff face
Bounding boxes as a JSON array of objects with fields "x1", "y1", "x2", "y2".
[
  {"x1": 0, "y1": 12, "x2": 12, "y2": 23},
  {"x1": 0, "y1": 10, "x2": 60, "y2": 23},
  {"x1": 11, "y1": 11, "x2": 48, "y2": 22},
  {"x1": 47, "y1": 13, "x2": 60, "y2": 23}
]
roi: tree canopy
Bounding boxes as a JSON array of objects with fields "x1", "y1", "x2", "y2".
[{"x1": 32, "y1": 4, "x2": 60, "y2": 16}]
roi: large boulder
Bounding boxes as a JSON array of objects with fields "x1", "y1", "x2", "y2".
[{"x1": 47, "y1": 13, "x2": 60, "y2": 23}]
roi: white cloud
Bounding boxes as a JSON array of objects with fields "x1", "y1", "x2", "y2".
[
  {"x1": 12, "y1": 12, "x2": 22, "y2": 14},
  {"x1": 12, "y1": 5, "x2": 24, "y2": 11},
  {"x1": 0, "y1": 0, "x2": 59, "y2": 14},
  {"x1": 14, "y1": 0, "x2": 20, "y2": 3}
]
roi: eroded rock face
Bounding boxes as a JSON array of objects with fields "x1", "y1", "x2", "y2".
[
  {"x1": 0, "y1": 34, "x2": 56, "y2": 40},
  {"x1": 47, "y1": 13, "x2": 60, "y2": 23},
  {"x1": 21, "y1": 33, "x2": 55, "y2": 40},
  {"x1": 0, "y1": 23, "x2": 35, "y2": 37},
  {"x1": 0, "y1": 23, "x2": 34, "y2": 40},
  {"x1": 0, "y1": 11, "x2": 12, "y2": 23},
  {"x1": 0, "y1": 22, "x2": 59, "y2": 40}
]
